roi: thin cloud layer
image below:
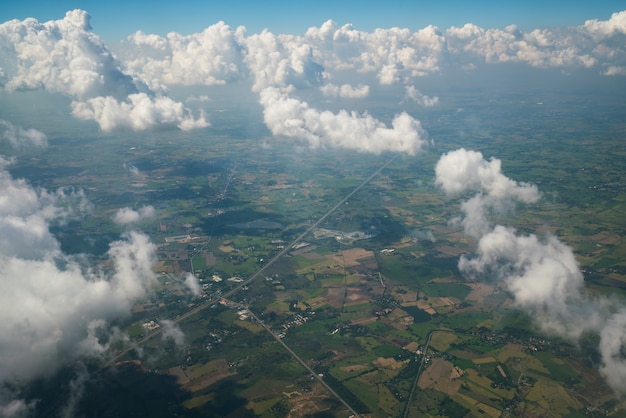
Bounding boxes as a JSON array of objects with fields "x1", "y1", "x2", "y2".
[
  {"x1": 184, "y1": 272, "x2": 203, "y2": 297},
  {"x1": 0, "y1": 120, "x2": 47, "y2": 148},
  {"x1": 320, "y1": 83, "x2": 370, "y2": 99},
  {"x1": 404, "y1": 86, "x2": 438, "y2": 107},
  {"x1": 435, "y1": 148, "x2": 626, "y2": 395}
]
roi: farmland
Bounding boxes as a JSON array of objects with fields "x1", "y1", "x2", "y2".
[{"x1": 11, "y1": 85, "x2": 626, "y2": 417}]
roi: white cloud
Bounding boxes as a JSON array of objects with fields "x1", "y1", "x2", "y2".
[
  {"x1": 459, "y1": 226, "x2": 590, "y2": 335},
  {"x1": 71, "y1": 93, "x2": 209, "y2": 132},
  {"x1": 604, "y1": 65, "x2": 626, "y2": 76},
  {"x1": 599, "y1": 310, "x2": 626, "y2": 393},
  {"x1": 113, "y1": 205, "x2": 156, "y2": 225},
  {"x1": 0, "y1": 229, "x2": 156, "y2": 384},
  {"x1": 184, "y1": 273, "x2": 203, "y2": 297},
  {"x1": 0, "y1": 159, "x2": 157, "y2": 390},
  {"x1": 260, "y1": 87, "x2": 429, "y2": 155},
  {"x1": 160, "y1": 320, "x2": 186, "y2": 350},
  {"x1": 436, "y1": 148, "x2": 626, "y2": 394},
  {"x1": 435, "y1": 148, "x2": 539, "y2": 201},
  {"x1": 0, "y1": 120, "x2": 47, "y2": 148},
  {"x1": 122, "y1": 22, "x2": 246, "y2": 91},
  {"x1": 0, "y1": 10, "x2": 138, "y2": 100},
  {"x1": 243, "y1": 30, "x2": 324, "y2": 92},
  {"x1": 304, "y1": 21, "x2": 446, "y2": 82},
  {"x1": 584, "y1": 10, "x2": 626, "y2": 38},
  {"x1": 0, "y1": 171, "x2": 91, "y2": 259},
  {"x1": 0, "y1": 10, "x2": 210, "y2": 131},
  {"x1": 405, "y1": 85, "x2": 438, "y2": 107},
  {"x1": 320, "y1": 83, "x2": 369, "y2": 98}
]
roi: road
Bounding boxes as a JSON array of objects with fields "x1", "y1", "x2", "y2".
[
  {"x1": 104, "y1": 155, "x2": 397, "y2": 374},
  {"x1": 402, "y1": 329, "x2": 454, "y2": 418},
  {"x1": 237, "y1": 302, "x2": 361, "y2": 417}
]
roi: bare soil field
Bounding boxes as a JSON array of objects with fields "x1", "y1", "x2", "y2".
[{"x1": 418, "y1": 358, "x2": 463, "y2": 396}]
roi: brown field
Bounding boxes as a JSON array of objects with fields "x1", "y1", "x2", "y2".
[
  {"x1": 436, "y1": 245, "x2": 468, "y2": 257},
  {"x1": 403, "y1": 341, "x2": 420, "y2": 352},
  {"x1": 418, "y1": 358, "x2": 462, "y2": 396},
  {"x1": 291, "y1": 245, "x2": 318, "y2": 256},
  {"x1": 372, "y1": 356, "x2": 405, "y2": 370},
  {"x1": 285, "y1": 382, "x2": 350, "y2": 418},
  {"x1": 416, "y1": 299, "x2": 437, "y2": 315},
  {"x1": 566, "y1": 357, "x2": 621, "y2": 407},
  {"x1": 324, "y1": 287, "x2": 345, "y2": 308},
  {"x1": 350, "y1": 315, "x2": 378, "y2": 326},
  {"x1": 342, "y1": 247, "x2": 375, "y2": 267},
  {"x1": 473, "y1": 357, "x2": 497, "y2": 365},
  {"x1": 395, "y1": 287, "x2": 418, "y2": 303},
  {"x1": 299, "y1": 251, "x2": 324, "y2": 260},
  {"x1": 419, "y1": 296, "x2": 460, "y2": 314},
  {"x1": 340, "y1": 364, "x2": 370, "y2": 373},
  {"x1": 344, "y1": 287, "x2": 371, "y2": 305},
  {"x1": 583, "y1": 231, "x2": 621, "y2": 246},
  {"x1": 465, "y1": 282, "x2": 496, "y2": 302},
  {"x1": 170, "y1": 358, "x2": 237, "y2": 393},
  {"x1": 204, "y1": 252, "x2": 217, "y2": 266}
]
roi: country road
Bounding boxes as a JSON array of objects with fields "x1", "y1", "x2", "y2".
[{"x1": 104, "y1": 155, "x2": 398, "y2": 416}]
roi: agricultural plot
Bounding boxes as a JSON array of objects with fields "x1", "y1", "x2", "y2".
[{"x1": 12, "y1": 87, "x2": 626, "y2": 417}]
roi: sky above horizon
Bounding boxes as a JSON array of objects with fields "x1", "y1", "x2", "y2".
[{"x1": 1, "y1": 0, "x2": 624, "y2": 42}]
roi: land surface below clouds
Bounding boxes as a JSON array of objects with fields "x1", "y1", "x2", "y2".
[{"x1": 9, "y1": 83, "x2": 626, "y2": 417}]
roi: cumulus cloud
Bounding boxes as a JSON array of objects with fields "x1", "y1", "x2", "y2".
[
  {"x1": 584, "y1": 10, "x2": 626, "y2": 38},
  {"x1": 122, "y1": 22, "x2": 246, "y2": 91},
  {"x1": 0, "y1": 170, "x2": 91, "y2": 259},
  {"x1": 436, "y1": 148, "x2": 539, "y2": 200},
  {"x1": 243, "y1": 30, "x2": 324, "y2": 92},
  {"x1": 436, "y1": 148, "x2": 626, "y2": 394},
  {"x1": 0, "y1": 120, "x2": 46, "y2": 148},
  {"x1": 0, "y1": 10, "x2": 208, "y2": 131},
  {"x1": 435, "y1": 148, "x2": 539, "y2": 238},
  {"x1": 71, "y1": 93, "x2": 209, "y2": 132},
  {"x1": 320, "y1": 83, "x2": 369, "y2": 98},
  {"x1": 242, "y1": 25, "x2": 430, "y2": 154},
  {"x1": 0, "y1": 146, "x2": 157, "y2": 399},
  {"x1": 260, "y1": 87, "x2": 429, "y2": 154},
  {"x1": 113, "y1": 205, "x2": 156, "y2": 225},
  {"x1": 444, "y1": 15, "x2": 626, "y2": 70},
  {"x1": 458, "y1": 225, "x2": 592, "y2": 336},
  {"x1": 304, "y1": 20, "x2": 446, "y2": 82},
  {"x1": 0, "y1": 228, "x2": 156, "y2": 385}
]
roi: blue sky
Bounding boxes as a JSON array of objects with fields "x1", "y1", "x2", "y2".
[{"x1": 1, "y1": 0, "x2": 624, "y2": 42}]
